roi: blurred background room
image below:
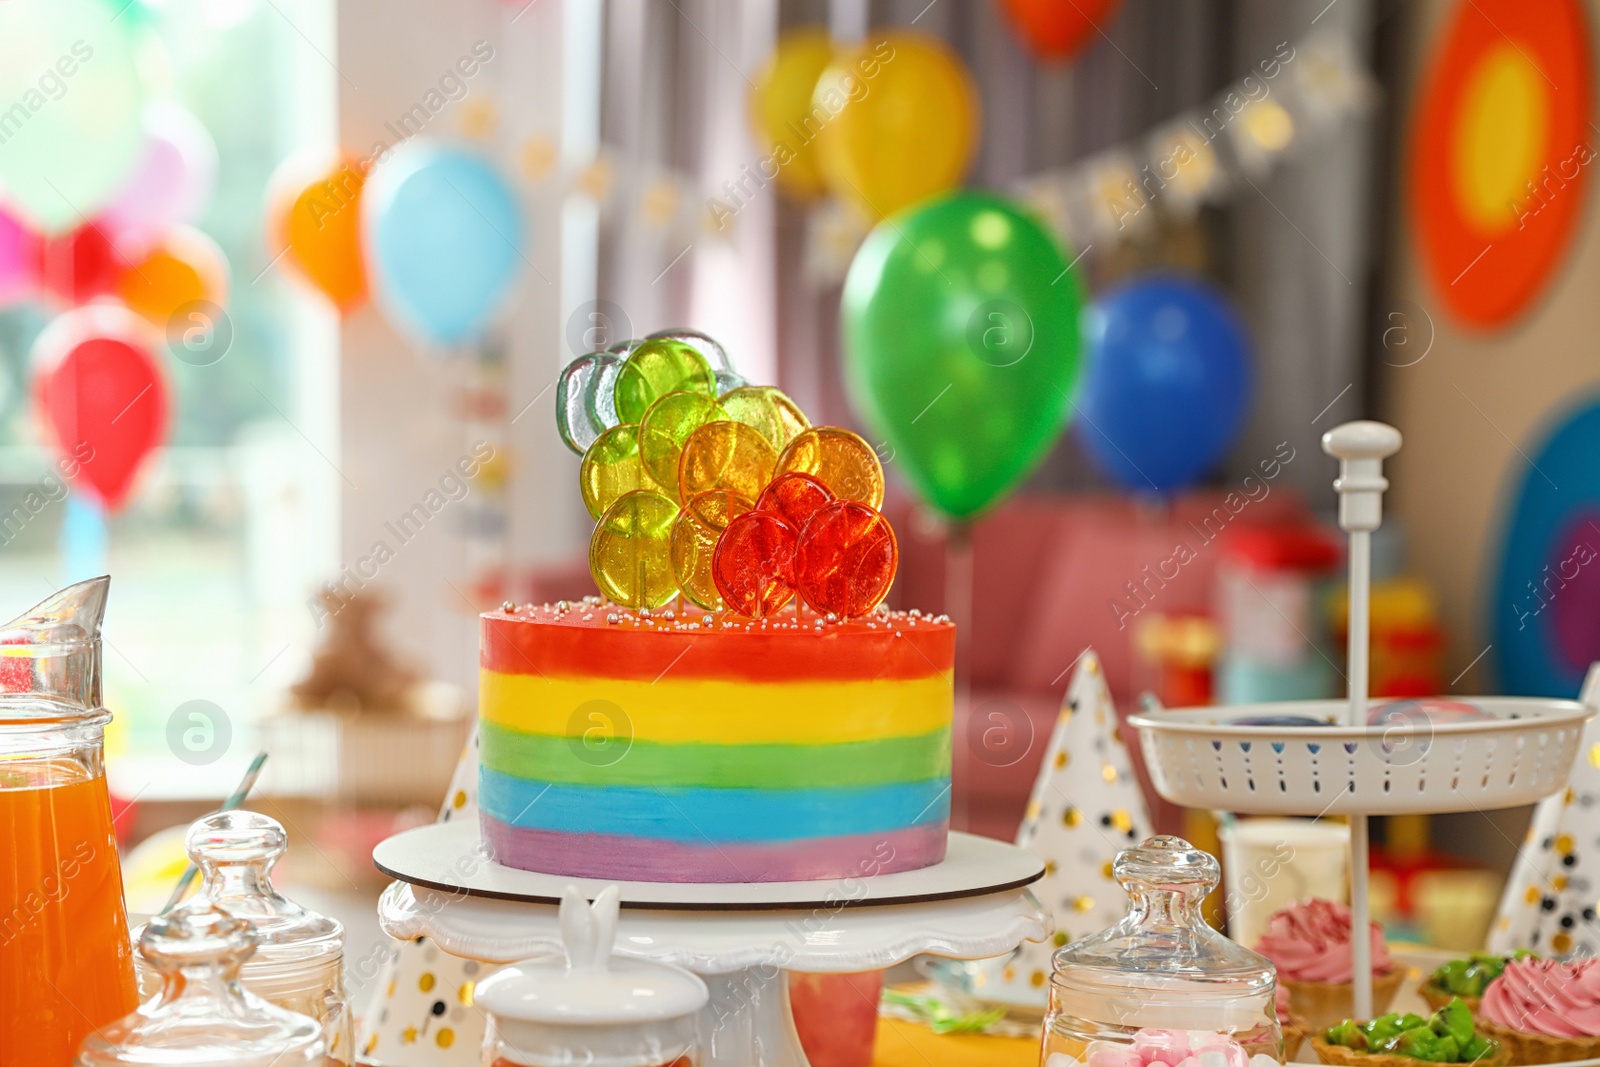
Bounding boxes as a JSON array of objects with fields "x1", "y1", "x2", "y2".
[{"x1": 2, "y1": 0, "x2": 1598, "y2": 1041}]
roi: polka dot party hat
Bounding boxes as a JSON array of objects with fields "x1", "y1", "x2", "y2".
[
  {"x1": 1488, "y1": 662, "x2": 1600, "y2": 958},
  {"x1": 356, "y1": 733, "x2": 492, "y2": 1066},
  {"x1": 968, "y1": 650, "x2": 1153, "y2": 1007}
]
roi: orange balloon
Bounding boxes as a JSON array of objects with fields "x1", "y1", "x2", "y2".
[
  {"x1": 266, "y1": 151, "x2": 367, "y2": 312},
  {"x1": 116, "y1": 225, "x2": 229, "y2": 325}
]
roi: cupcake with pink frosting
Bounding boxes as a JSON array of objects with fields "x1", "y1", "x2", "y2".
[
  {"x1": 1253, "y1": 899, "x2": 1402, "y2": 1034},
  {"x1": 1477, "y1": 957, "x2": 1600, "y2": 1065}
]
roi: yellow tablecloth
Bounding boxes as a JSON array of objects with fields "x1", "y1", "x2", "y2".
[{"x1": 873, "y1": 1017, "x2": 1038, "y2": 1067}]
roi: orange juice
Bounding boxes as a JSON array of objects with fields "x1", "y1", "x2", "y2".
[{"x1": 0, "y1": 761, "x2": 138, "y2": 1066}]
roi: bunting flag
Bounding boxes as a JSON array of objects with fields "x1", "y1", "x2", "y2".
[{"x1": 1487, "y1": 663, "x2": 1600, "y2": 958}]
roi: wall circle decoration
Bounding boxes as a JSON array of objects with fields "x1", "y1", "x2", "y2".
[
  {"x1": 1410, "y1": 0, "x2": 1592, "y2": 328},
  {"x1": 1492, "y1": 399, "x2": 1600, "y2": 697}
]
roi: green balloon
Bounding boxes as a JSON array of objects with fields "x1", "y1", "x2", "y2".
[
  {"x1": 842, "y1": 192, "x2": 1084, "y2": 520},
  {"x1": 0, "y1": 0, "x2": 143, "y2": 233}
]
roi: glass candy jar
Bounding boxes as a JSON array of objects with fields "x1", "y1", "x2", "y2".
[
  {"x1": 1043, "y1": 836, "x2": 1282, "y2": 1067},
  {"x1": 160, "y1": 811, "x2": 354, "y2": 1063},
  {"x1": 476, "y1": 885, "x2": 708, "y2": 1067},
  {"x1": 77, "y1": 902, "x2": 325, "y2": 1067}
]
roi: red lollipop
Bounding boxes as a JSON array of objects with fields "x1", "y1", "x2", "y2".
[
  {"x1": 794, "y1": 499, "x2": 898, "y2": 618},
  {"x1": 755, "y1": 471, "x2": 833, "y2": 532},
  {"x1": 713, "y1": 510, "x2": 798, "y2": 618}
]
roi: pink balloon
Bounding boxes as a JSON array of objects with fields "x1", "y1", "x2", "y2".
[
  {"x1": 100, "y1": 100, "x2": 218, "y2": 254},
  {"x1": 0, "y1": 206, "x2": 38, "y2": 304}
]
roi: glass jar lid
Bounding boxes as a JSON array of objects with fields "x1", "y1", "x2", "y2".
[
  {"x1": 476, "y1": 886, "x2": 708, "y2": 1067},
  {"x1": 75, "y1": 902, "x2": 325, "y2": 1067},
  {"x1": 187, "y1": 810, "x2": 342, "y2": 965},
  {"x1": 1050, "y1": 836, "x2": 1278, "y2": 1035}
]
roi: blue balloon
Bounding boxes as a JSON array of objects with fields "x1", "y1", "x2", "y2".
[
  {"x1": 1074, "y1": 275, "x2": 1254, "y2": 494},
  {"x1": 364, "y1": 140, "x2": 527, "y2": 347}
]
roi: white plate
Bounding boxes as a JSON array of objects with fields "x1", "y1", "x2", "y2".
[{"x1": 373, "y1": 821, "x2": 1045, "y2": 910}]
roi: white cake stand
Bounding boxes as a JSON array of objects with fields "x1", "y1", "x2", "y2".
[
  {"x1": 1130, "y1": 422, "x2": 1594, "y2": 1021},
  {"x1": 373, "y1": 821, "x2": 1050, "y2": 1067}
]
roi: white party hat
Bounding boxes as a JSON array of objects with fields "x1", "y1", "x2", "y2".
[
  {"x1": 1487, "y1": 663, "x2": 1600, "y2": 958},
  {"x1": 356, "y1": 732, "x2": 492, "y2": 1065},
  {"x1": 970, "y1": 651, "x2": 1154, "y2": 1005}
]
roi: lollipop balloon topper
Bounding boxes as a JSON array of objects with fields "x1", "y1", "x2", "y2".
[{"x1": 555, "y1": 331, "x2": 898, "y2": 617}]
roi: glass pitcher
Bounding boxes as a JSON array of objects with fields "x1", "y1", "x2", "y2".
[
  {"x1": 1043, "y1": 836, "x2": 1282, "y2": 1067},
  {"x1": 0, "y1": 577, "x2": 139, "y2": 1066}
]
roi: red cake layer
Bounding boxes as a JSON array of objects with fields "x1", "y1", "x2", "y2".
[{"x1": 481, "y1": 601, "x2": 955, "y2": 683}]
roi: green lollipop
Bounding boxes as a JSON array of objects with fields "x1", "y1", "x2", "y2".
[
  {"x1": 613, "y1": 339, "x2": 716, "y2": 423},
  {"x1": 638, "y1": 391, "x2": 727, "y2": 498},
  {"x1": 580, "y1": 423, "x2": 656, "y2": 519}
]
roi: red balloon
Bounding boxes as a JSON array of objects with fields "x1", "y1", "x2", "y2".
[
  {"x1": 997, "y1": 0, "x2": 1124, "y2": 61},
  {"x1": 755, "y1": 472, "x2": 834, "y2": 533},
  {"x1": 713, "y1": 510, "x2": 798, "y2": 618},
  {"x1": 35, "y1": 224, "x2": 122, "y2": 306},
  {"x1": 31, "y1": 305, "x2": 171, "y2": 512},
  {"x1": 793, "y1": 500, "x2": 898, "y2": 618}
]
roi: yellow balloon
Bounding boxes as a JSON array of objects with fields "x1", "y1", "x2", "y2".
[
  {"x1": 749, "y1": 28, "x2": 836, "y2": 199},
  {"x1": 813, "y1": 32, "x2": 979, "y2": 219}
]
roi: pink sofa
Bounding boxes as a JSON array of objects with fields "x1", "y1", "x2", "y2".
[{"x1": 888, "y1": 488, "x2": 1315, "y2": 841}]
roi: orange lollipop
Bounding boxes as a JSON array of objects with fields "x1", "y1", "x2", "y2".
[
  {"x1": 712, "y1": 510, "x2": 798, "y2": 618},
  {"x1": 774, "y1": 427, "x2": 884, "y2": 508},
  {"x1": 793, "y1": 499, "x2": 898, "y2": 617},
  {"x1": 670, "y1": 489, "x2": 754, "y2": 610},
  {"x1": 678, "y1": 420, "x2": 777, "y2": 501},
  {"x1": 756, "y1": 472, "x2": 833, "y2": 533}
]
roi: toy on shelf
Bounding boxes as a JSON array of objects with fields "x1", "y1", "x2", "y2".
[
  {"x1": 1130, "y1": 421, "x2": 1595, "y2": 1022},
  {"x1": 555, "y1": 333, "x2": 897, "y2": 618},
  {"x1": 261, "y1": 589, "x2": 468, "y2": 808}
]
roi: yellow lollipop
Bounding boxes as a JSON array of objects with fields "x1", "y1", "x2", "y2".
[
  {"x1": 775, "y1": 426, "x2": 884, "y2": 508},
  {"x1": 580, "y1": 423, "x2": 658, "y2": 519},
  {"x1": 678, "y1": 420, "x2": 778, "y2": 501},
  {"x1": 613, "y1": 339, "x2": 716, "y2": 424},
  {"x1": 638, "y1": 391, "x2": 727, "y2": 498},
  {"x1": 589, "y1": 490, "x2": 680, "y2": 609},
  {"x1": 720, "y1": 385, "x2": 810, "y2": 450},
  {"x1": 670, "y1": 489, "x2": 755, "y2": 610}
]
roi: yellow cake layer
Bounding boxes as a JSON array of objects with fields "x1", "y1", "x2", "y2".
[{"x1": 480, "y1": 668, "x2": 953, "y2": 744}]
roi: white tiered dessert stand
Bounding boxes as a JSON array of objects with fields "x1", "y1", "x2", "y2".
[
  {"x1": 374, "y1": 821, "x2": 1048, "y2": 1067},
  {"x1": 1130, "y1": 421, "x2": 1594, "y2": 1020}
]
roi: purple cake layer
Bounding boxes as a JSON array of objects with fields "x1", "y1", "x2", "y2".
[{"x1": 482, "y1": 816, "x2": 948, "y2": 884}]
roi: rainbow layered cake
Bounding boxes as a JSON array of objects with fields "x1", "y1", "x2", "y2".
[{"x1": 478, "y1": 601, "x2": 954, "y2": 883}]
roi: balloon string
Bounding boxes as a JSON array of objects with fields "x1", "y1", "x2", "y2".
[{"x1": 945, "y1": 521, "x2": 974, "y2": 832}]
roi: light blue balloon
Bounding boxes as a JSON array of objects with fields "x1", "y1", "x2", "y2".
[{"x1": 365, "y1": 140, "x2": 527, "y2": 348}]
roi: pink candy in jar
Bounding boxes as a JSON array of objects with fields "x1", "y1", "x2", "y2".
[{"x1": 1071, "y1": 1028, "x2": 1272, "y2": 1067}]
